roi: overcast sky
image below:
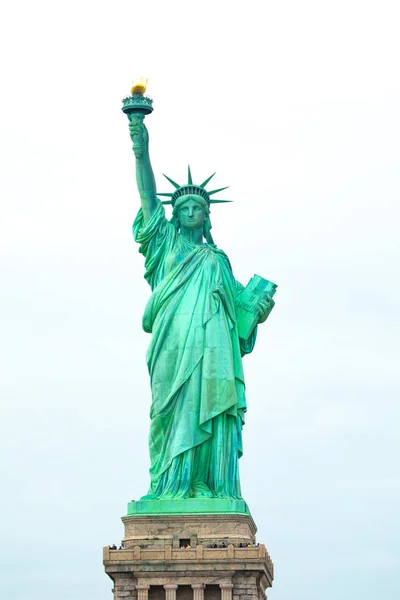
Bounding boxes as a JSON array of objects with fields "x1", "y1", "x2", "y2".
[{"x1": 1, "y1": 1, "x2": 399, "y2": 599}]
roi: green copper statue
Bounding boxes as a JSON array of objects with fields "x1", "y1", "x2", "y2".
[{"x1": 123, "y1": 83, "x2": 276, "y2": 503}]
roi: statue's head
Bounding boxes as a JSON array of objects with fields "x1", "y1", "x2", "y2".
[
  {"x1": 173, "y1": 194, "x2": 209, "y2": 231},
  {"x1": 160, "y1": 169, "x2": 230, "y2": 245}
]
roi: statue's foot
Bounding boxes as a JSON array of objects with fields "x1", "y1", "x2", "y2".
[
  {"x1": 139, "y1": 493, "x2": 158, "y2": 500},
  {"x1": 190, "y1": 482, "x2": 214, "y2": 498}
]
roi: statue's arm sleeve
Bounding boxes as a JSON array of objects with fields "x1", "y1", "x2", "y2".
[
  {"x1": 216, "y1": 249, "x2": 258, "y2": 356},
  {"x1": 239, "y1": 327, "x2": 257, "y2": 356},
  {"x1": 132, "y1": 203, "x2": 175, "y2": 287},
  {"x1": 234, "y1": 280, "x2": 258, "y2": 356}
]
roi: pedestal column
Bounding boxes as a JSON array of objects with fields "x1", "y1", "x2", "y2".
[
  {"x1": 137, "y1": 584, "x2": 150, "y2": 600},
  {"x1": 219, "y1": 583, "x2": 233, "y2": 600},
  {"x1": 164, "y1": 584, "x2": 178, "y2": 600},
  {"x1": 191, "y1": 583, "x2": 205, "y2": 600}
]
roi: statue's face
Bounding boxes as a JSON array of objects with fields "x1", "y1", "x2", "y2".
[{"x1": 177, "y1": 196, "x2": 207, "y2": 231}]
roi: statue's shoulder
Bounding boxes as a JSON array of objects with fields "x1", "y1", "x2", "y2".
[
  {"x1": 209, "y1": 245, "x2": 233, "y2": 271},
  {"x1": 133, "y1": 203, "x2": 177, "y2": 248}
]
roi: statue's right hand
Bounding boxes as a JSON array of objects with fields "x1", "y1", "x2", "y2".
[
  {"x1": 129, "y1": 117, "x2": 149, "y2": 159},
  {"x1": 129, "y1": 117, "x2": 149, "y2": 146}
]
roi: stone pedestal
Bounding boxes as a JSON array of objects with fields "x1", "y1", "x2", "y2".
[{"x1": 103, "y1": 513, "x2": 273, "y2": 600}]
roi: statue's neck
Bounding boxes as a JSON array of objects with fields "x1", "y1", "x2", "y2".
[{"x1": 180, "y1": 227, "x2": 204, "y2": 246}]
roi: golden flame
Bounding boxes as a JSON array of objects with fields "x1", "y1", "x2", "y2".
[{"x1": 130, "y1": 77, "x2": 148, "y2": 95}]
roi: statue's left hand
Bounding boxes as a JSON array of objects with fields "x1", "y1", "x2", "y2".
[{"x1": 256, "y1": 295, "x2": 275, "y2": 324}]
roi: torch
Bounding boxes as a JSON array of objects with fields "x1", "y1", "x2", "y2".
[{"x1": 121, "y1": 77, "x2": 154, "y2": 158}]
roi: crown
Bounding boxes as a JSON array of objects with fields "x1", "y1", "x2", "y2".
[{"x1": 158, "y1": 166, "x2": 232, "y2": 207}]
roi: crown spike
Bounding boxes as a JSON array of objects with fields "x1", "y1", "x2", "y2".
[
  {"x1": 157, "y1": 193, "x2": 174, "y2": 197},
  {"x1": 161, "y1": 200, "x2": 173, "y2": 205},
  {"x1": 188, "y1": 165, "x2": 193, "y2": 185},
  {"x1": 208, "y1": 186, "x2": 230, "y2": 196},
  {"x1": 210, "y1": 199, "x2": 233, "y2": 204},
  {"x1": 163, "y1": 174, "x2": 181, "y2": 189},
  {"x1": 200, "y1": 172, "x2": 216, "y2": 188}
]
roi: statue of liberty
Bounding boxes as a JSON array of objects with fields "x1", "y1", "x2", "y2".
[{"x1": 125, "y1": 84, "x2": 276, "y2": 502}]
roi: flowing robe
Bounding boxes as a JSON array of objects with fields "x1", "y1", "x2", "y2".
[{"x1": 133, "y1": 204, "x2": 257, "y2": 499}]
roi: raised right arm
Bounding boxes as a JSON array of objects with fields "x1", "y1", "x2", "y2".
[{"x1": 129, "y1": 116, "x2": 159, "y2": 224}]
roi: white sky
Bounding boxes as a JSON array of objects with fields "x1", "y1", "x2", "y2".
[{"x1": 0, "y1": 1, "x2": 399, "y2": 599}]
